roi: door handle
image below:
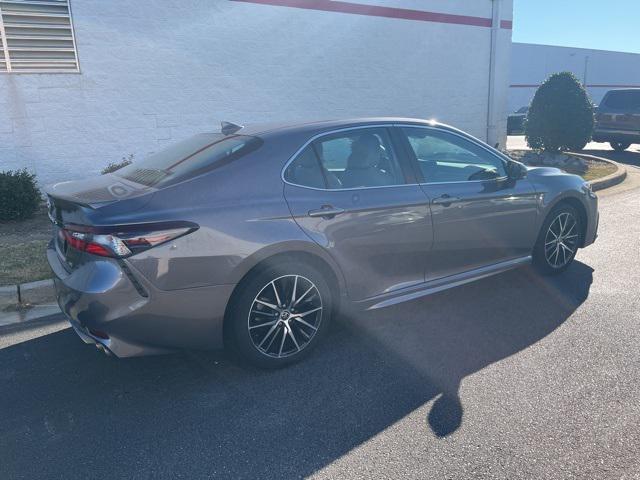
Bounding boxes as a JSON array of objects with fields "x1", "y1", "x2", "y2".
[
  {"x1": 431, "y1": 194, "x2": 461, "y2": 207},
  {"x1": 308, "y1": 205, "x2": 345, "y2": 219}
]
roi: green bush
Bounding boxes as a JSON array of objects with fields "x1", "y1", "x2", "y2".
[
  {"x1": 102, "y1": 153, "x2": 134, "y2": 174},
  {"x1": 0, "y1": 169, "x2": 41, "y2": 222},
  {"x1": 525, "y1": 71, "x2": 594, "y2": 152}
]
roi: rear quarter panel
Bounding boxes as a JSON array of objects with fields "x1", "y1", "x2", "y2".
[{"x1": 104, "y1": 132, "x2": 345, "y2": 292}]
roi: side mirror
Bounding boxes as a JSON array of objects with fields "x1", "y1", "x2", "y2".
[{"x1": 508, "y1": 161, "x2": 527, "y2": 180}]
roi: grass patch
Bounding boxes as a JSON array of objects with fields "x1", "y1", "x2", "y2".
[
  {"x1": 0, "y1": 240, "x2": 51, "y2": 286},
  {"x1": 575, "y1": 161, "x2": 617, "y2": 182}
]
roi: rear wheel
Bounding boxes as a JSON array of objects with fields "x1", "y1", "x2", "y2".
[
  {"x1": 610, "y1": 142, "x2": 630, "y2": 152},
  {"x1": 532, "y1": 204, "x2": 582, "y2": 275},
  {"x1": 227, "y1": 262, "x2": 332, "y2": 368}
]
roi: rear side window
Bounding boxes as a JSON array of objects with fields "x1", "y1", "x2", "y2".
[
  {"x1": 314, "y1": 128, "x2": 405, "y2": 189},
  {"x1": 285, "y1": 128, "x2": 406, "y2": 190},
  {"x1": 114, "y1": 133, "x2": 262, "y2": 187},
  {"x1": 284, "y1": 146, "x2": 326, "y2": 189},
  {"x1": 603, "y1": 90, "x2": 640, "y2": 111}
]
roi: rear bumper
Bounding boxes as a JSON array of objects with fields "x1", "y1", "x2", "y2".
[
  {"x1": 593, "y1": 128, "x2": 640, "y2": 143},
  {"x1": 48, "y1": 244, "x2": 235, "y2": 357}
]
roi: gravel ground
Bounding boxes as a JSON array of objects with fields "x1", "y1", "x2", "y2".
[{"x1": 0, "y1": 166, "x2": 639, "y2": 479}]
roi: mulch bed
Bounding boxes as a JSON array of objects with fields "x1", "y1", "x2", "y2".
[{"x1": 507, "y1": 150, "x2": 617, "y2": 182}]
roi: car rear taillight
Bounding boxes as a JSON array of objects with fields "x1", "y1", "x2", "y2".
[{"x1": 61, "y1": 222, "x2": 198, "y2": 258}]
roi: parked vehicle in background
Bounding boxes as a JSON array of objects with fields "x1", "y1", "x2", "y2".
[
  {"x1": 507, "y1": 106, "x2": 528, "y2": 134},
  {"x1": 46, "y1": 118, "x2": 599, "y2": 368},
  {"x1": 593, "y1": 89, "x2": 640, "y2": 151}
]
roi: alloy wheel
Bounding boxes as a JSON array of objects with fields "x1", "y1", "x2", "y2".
[
  {"x1": 544, "y1": 212, "x2": 579, "y2": 269},
  {"x1": 247, "y1": 274, "x2": 323, "y2": 358}
]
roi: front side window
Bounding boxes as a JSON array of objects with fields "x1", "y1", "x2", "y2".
[
  {"x1": 402, "y1": 127, "x2": 507, "y2": 183},
  {"x1": 114, "y1": 133, "x2": 262, "y2": 187}
]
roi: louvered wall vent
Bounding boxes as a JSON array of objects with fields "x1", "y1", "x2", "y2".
[{"x1": 0, "y1": 0, "x2": 79, "y2": 73}]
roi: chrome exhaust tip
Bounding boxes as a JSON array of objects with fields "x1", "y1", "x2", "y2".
[{"x1": 95, "y1": 343, "x2": 112, "y2": 357}]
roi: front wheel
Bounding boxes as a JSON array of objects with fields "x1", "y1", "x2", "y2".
[
  {"x1": 226, "y1": 262, "x2": 333, "y2": 368},
  {"x1": 610, "y1": 141, "x2": 630, "y2": 152},
  {"x1": 532, "y1": 205, "x2": 582, "y2": 275}
]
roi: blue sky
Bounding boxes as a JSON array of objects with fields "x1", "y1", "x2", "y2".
[{"x1": 513, "y1": 0, "x2": 640, "y2": 53}]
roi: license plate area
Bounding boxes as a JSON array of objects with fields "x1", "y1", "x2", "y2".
[{"x1": 53, "y1": 225, "x2": 76, "y2": 271}]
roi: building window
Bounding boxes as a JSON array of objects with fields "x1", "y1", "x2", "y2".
[{"x1": 0, "y1": 0, "x2": 79, "y2": 73}]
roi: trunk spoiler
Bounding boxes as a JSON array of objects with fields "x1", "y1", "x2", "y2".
[{"x1": 45, "y1": 174, "x2": 157, "y2": 209}]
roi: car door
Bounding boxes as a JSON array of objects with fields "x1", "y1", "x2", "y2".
[
  {"x1": 397, "y1": 125, "x2": 539, "y2": 281},
  {"x1": 283, "y1": 126, "x2": 434, "y2": 301}
]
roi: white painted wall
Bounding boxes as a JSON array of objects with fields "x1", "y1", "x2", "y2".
[
  {"x1": 509, "y1": 42, "x2": 640, "y2": 112},
  {"x1": 0, "y1": 0, "x2": 512, "y2": 186}
]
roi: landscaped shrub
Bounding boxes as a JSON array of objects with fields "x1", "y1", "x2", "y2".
[
  {"x1": 101, "y1": 153, "x2": 134, "y2": 174},
  {"x1": 0, "y1": 169, "x2": 41, "y2": 222},
  {"x1": 525, "y1": 71, "x2": 594, "y2": 152}
]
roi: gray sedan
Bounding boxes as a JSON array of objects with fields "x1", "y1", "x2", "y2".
[{"x1": 46, "y1": 118, "x2": 599, "y2": 367}]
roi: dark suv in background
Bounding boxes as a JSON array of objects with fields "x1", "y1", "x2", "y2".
[
  {"x1": 507, "y1": 106, "x2": 528, "y2": 135},
  {"x1": 593, "y1": 88, "x2": 640, "y2": 151}
]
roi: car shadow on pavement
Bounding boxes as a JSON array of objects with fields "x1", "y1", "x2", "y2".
[{"x1": 0, "y1": 262, "x2": 593, "y2": 479}]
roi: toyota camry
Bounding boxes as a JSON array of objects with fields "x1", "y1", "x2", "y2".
[{"x1": 46, "y1": 118, "x2": 599, "y2": 367}]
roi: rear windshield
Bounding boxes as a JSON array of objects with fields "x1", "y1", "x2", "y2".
[
  {"x1": 603, "y1": 90, "x2": 640, "y2": 110},
  {"x1": 114, "y1": 133, "x2": 262, "y2": 187}
]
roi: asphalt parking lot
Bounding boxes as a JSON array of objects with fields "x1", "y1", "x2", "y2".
[{"x1": 1, "y1": 159, "x2": 639, "y2": 479}]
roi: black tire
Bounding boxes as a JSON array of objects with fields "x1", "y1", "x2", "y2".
[
  {"x1": 610, "y1": 142, "x2": 630, "y2": 152},
  {"x1": 226, "y1": 262, "x2": 333, "y2": 368},
  {"x1": 532, "y1": 204, "x2": 582, "y2": 275}
]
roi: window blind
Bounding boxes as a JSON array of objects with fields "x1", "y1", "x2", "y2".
[{"x1": 0, "y1": 0, "x2": 79, "y2": 73}]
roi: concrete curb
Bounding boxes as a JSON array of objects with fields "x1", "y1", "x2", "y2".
[
  {"x1": 0, "y1": 278, "x2": 56, "y2": 303},
  {"x1": 0, "y1": 278, "x2": 60, "y2": 326},
  {"x1": 566, "y1": 152, "x2": 628, "y2": 192}
]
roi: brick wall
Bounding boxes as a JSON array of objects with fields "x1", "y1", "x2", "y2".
[{"x1": 0, "y1": 0, "x2": 512, "y2": 186}]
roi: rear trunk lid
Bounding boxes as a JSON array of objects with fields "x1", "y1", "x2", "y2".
[
  {"x1": 45, "y1": 174, "x2": 156, "y2": 270},
  {"x1": 46, "y1": 173, "x2": 156, "y2": 210}
]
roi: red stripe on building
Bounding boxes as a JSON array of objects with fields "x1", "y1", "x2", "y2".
[
  {"x1": 584, "y1": 84, "x2": 640, "y2": 89},
  {"x1": 511, "y1": 84, "x2": 640, "y2": 88},
  {"x1": 231, "y1": 0, "x2": 512, "y2": 29}
]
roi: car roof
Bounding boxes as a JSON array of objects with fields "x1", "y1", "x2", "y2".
[
  {"x1": 604, "y1": 88, "x2": 640, "y2": 94},
  {"x1": 232, "y1": 117, "x2": 465, "y2": 138}
]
